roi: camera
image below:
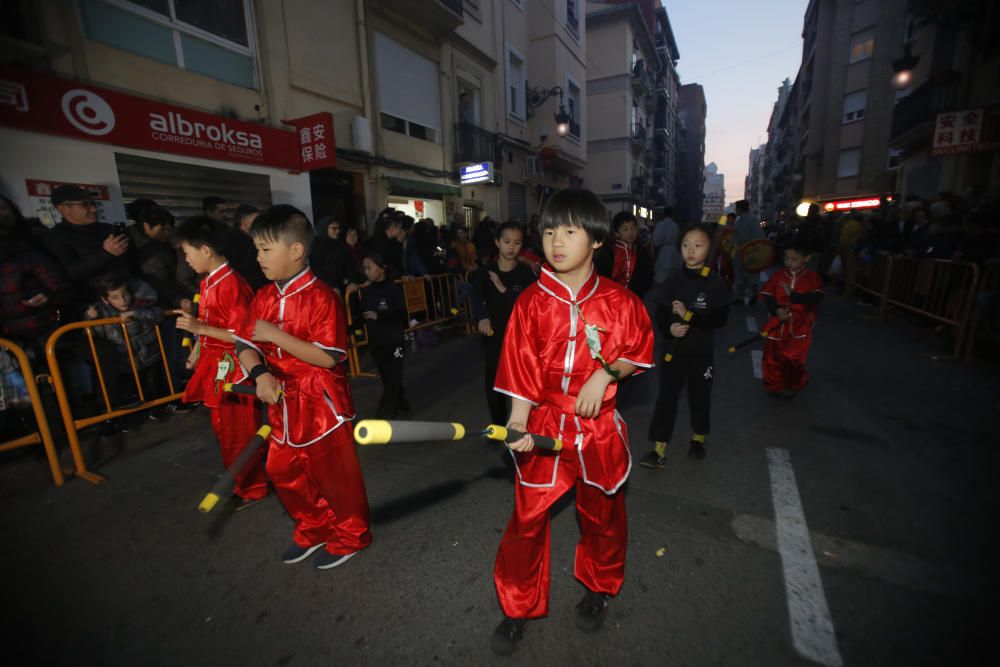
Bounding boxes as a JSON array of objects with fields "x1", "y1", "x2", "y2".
[{"x1": 113, "y1": 222, "x2": 127, "y2": 236}]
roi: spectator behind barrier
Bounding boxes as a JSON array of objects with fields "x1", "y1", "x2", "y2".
[{"x1": 43, "y1": 184, "x2": 133, "y2": 309}]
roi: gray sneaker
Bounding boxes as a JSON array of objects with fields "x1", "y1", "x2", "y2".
[
  {"x1": 281, "y1": 542, "x2": 326, "y2": 564},
  {"x1": 314, "y1": 550, "x2": 358, "y2": 570}
]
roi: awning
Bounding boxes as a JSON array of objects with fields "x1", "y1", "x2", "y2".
[{"x1": 386, "y1": 176, "x2": 461, "y2": 198}]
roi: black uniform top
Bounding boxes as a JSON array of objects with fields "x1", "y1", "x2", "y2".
[
  {"x1": 358, "y1": 277, "x2": 407, "y2": 347},
  {"x1": 472, "y1": 260, "x2": 537, "y2": 341},
  {"x1": 655, "y1": 266, "x2": 730, "y2": 356}
]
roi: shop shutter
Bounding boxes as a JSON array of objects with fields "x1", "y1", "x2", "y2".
[
  {"x1": 507, "y1": 182, "x2": 526, "y2": 224},
  {"x1": 115, "y1": 153, "x2": 272, "y2": 222}
]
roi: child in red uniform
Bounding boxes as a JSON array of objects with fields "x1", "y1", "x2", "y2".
[
  {"x1": 596, "y1": 211, "x2": 652, "y2": 297},
  {"x1": 759, "y1": 242, "x2": 824, "y2": 398},
  {"x1": 174, "y1": 217, "x2": 268, "y2": 508},
  {"x1": 489, "y1": 189, "x2": 654, "y2": 656},
  {"x1": 234, "y1": 205, "x2": 372, "y2": 569}
]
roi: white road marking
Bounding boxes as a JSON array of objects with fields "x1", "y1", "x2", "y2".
[
  {"x1": 751, "y1": 350, "x2": 763, "y2": 379},
  {"x1": 766, "y1": 448, "x2": 843, "y2": 667},
  {"x1": 746, "y1": 315, "x2": 758, "y2": 332},
  {"x1": 731, "y1": 514, "x2": 970, "y2": 599}
]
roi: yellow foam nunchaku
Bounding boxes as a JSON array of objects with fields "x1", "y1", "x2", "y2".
[
  {"x1": 354, "y1": 420, "x2": 466, "y2": 445},
  {"x1": 483, "y1": 424, "x2": 563, "y2": 452},
  {"x1": 181, "y1": 293, "x2": 201, "y2": 348},
  {"x1": 198, "y1": 423, "x2": 272, "y2": 513}
]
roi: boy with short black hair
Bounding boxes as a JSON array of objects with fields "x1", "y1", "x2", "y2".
[
  {"x1": 234, "y1": 205, "x2": 372, "y2": 569},
  {"x1": 490, "y1": 189, "x2": 654, "y2": 656},
  {"x1": 85, "y1": 271, "x2": 165, "y2": 410},
  {"x1": 174, "y1": 216, "x2": 268, "y2": 508},
  {"x1": 759, "y1": 242, "x2": 824, "y2": 398}
]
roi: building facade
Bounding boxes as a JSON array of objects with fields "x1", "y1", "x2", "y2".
[
  {"x1": 676, "y1": 82, "x2": 706, "y2": 224},
  {"x1": 0, "y1": 0, "x2": 585, "y2": 233},
  {"x1": 702, "y1": 161, "x2": 725, "y2": 222},
  {"x1": 582, "y1": 0, "x2": 666, "y2": 225}
]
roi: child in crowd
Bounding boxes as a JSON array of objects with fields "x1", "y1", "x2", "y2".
[
  {"x1": 472, "y1": 221, "x2": 537, "y2": 425},
  {"x1": 358, "y1": 252, "x2": 410, "y2": 419},
  {"x1": 174, "y1": 217, "x2": 268, "y2": 509},
  {"x1": 759, "y1": 242, "x2": 824, "y2": 398},
  {"x1": 85, "y1": 271, "x2": 166, "y2": 412},
  {"x1": 596, "y1": 211, "x2": 652, "y2": 296},
  {"x1": 640, "y1": 223, "x2": 730, "y2": 468},
  {"x1": 452, "y1": 226, "x2": 478, "y2": 273},
  {"x1": 234, "y1": 205, "x2": 371, "y2": 570},
  {"x1": 490, "y1": 189, "x2": 653, "y2": 656}
]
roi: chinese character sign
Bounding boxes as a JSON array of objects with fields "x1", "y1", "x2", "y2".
[
  {"x1": 932, "y1": 108, "x2": 984, "y2": 156},
  {"x1": 286, "y1": 112, "x2": 336, "y2": 171}
]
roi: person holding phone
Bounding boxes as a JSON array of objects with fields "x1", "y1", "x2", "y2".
[{"x1": 44, "y1": 185, "x2": 133, "y2": 310}]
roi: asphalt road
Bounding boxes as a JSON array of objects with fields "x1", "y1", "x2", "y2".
[{"x1": 1, "y1": 294, "x2": 994, "y2": 666}]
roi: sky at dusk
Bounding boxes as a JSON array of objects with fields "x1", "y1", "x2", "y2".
[{"x1": 665, "y1": 0, "x2": 809, "y2": 204}]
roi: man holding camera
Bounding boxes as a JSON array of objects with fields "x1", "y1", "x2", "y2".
[{"x1": 44, "y1": 185, "x2": 133, "y2": 308}]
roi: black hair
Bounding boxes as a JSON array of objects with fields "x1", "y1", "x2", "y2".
[
  {"x1": 175, "y1": 216, "x2": 229, "y2": 254},
  {"x1": 662, "y1": 206, "x2": 675, "y2": 218},
  {"x1": 495, "y1": 220, "x2": 524, "y2": 240},
  {"x1": 126, "y1": 198, "x2": 158, "y2": 224},
  {"x1": 249, "y1": 204, "x2": 314, "y2": 251},
  {"x1": 611, "y1": 211, "x2": 638, "y2": 232},
  {"x1": 91, "y1": 270, "x2": 130, "y2": 297},
  {"x1": 679, "y1": 222, "x2": 713, "y2": 245},
  {"x1": 363, "y1": 250, "x2": 386, "y2": 268},
  {"x1": 735, "y1": 200, "x2": 749, "y2": 213},
  {"x1": 784, "y1": 241, "x2": 812, "y2": 256},
  {"x1": 146, "y1": 206, "x2": 175, "y2": 228},
  {"x1": 202, "y1": 196, "x2": 226, "y2": 212},
  {"x1": 538, "y1": 188, "x2": 609, "y2": 244}
]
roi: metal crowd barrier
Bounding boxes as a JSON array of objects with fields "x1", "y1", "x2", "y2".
[
  {"x1": 884, "y1": 257, "x2": 980, "y2": 357},
  {"x1": 44, "y1": 317, "x2": 182, "y2": 484},
  {"x1": 344, "y1": 273, "x2": 470, "y2": 377},
  {"x1": 841, "y1": 252, "x2": 982, "y2": 358},
  {"x1": 0, "y1": 338, "x2": 64, "y2": 486},
  {"x1": 963, "y1": 260, "x2": 1000, "y2": 364}
]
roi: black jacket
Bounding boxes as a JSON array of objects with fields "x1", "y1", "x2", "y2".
[
  {"x1": 126, "y1": 225, "x2": 187, "y2": 306},
  {"x1": 595, "y1": 240, "x2": 653, "y2": 296},
  {"x1": 311, "y1": 237, "x2": 359, "y2": 292},
  {"x1": 471, "y1": 260, "x2": 537, "y2": 340},
  {"x1": 655, "y1": 266, "x2": 730, "y2": 357},
  {"x1": 43, "y1": 220, "x2": 133, "y2": 305},
  {"x1": 226, "y1": 228, "x2": 268, "y2": 291},
  {"x1": 357, "y1": 278, "x2": 407, "y2": 348}
]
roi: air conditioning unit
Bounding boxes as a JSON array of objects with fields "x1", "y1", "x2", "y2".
[{"x1": 524, "y1": 155, "x2": 541, "y2": 179}]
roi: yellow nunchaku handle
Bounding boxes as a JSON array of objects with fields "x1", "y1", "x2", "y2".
[
  {"x1": 354, "y1": 420, "x2": 466, "y2": 446},
  {"x1": 484, "y1": 425, "x2": 563, "y2": 452},
  {"x1": 198, "y1": 423, "x2": 272, "y2": 512},
  {"x1": 181, "y1": 294, "x2": 201, "y2": 348}
]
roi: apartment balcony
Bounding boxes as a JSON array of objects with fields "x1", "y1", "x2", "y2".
[
  {"x1": 629, "y1": 176, "x2": 650, "y2": 199},
  {"x1": 389, "y1": 0, "x2": 463, "y2": 32},
  {"x1": 645, "y1": 91, "x2": 657, "y2": 112},
  {"x1": 629, "y1": 122, "x2": 647, "y2": 151},
  {"x1": 656, "y1": 75, "x2": 669, "y2": 102},
  {"x1": 454, "y1": 123, "x2": 496, "y2": 165},
  {"x1": 631, "y1": 60, "x2": 651, "y2": 96},
  {"x1": 890, "y1": 77, "x2": 963, "y2": 148}
]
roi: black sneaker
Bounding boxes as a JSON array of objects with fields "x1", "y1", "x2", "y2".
[
  {"x1": 169, "y1": 401, "x2": 197, "y2": 414},
  {"x1": 147, "y1": 408, "x2": 167, "y2": 421},
  {"x1": 281, "y1": 542, "x2": 326, "y2": 564},
  {"x1": 638, "y1": 450, "x2": 667, "y2": 469},
  {"x1": 575, "y1": 590, "x2": 610, "y2": 634},
  {"x1": 314, "y1": 550, "x2": 358, "y2": 570},
  {"x1": 490, "y1": 617, "x2": 527, "y2": 656},
  {"x1": 688, "y1": 440, "x2": 707, "y2": 460}
]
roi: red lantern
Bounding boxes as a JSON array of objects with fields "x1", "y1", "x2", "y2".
[{"x1": 538, "y1": 146, "x2": 558, "y2": 170}]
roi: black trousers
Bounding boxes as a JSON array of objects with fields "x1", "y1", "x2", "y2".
[
  {"x1": 648, "y1": 353, "x2": 714, "y2": 443},
  {"x1": 482, "y1": 337, "x2": 507, "y2": 426},
  {"x1": 372, "y1": 342, "x2": 405, "y2": 419}
]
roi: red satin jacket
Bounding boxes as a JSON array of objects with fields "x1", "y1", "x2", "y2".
[
  {"x1": 494, "y1": 264, "x2": 653, "y2": 493},
  {"x1": 235, "y1": 267, "x2": 355, "y2": 446},
  {"x1": 760, "y1": 268, "x2": 824, "y2": 340}
]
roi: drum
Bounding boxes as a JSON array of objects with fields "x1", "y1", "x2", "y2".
[{"x1": 739, "y1": 239, "x2": 777, "y2": 272}]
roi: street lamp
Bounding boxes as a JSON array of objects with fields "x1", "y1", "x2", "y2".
[
  {"x1": 890, "y1": 37, "x2": 920, "y2": 90},
  {"x1": 526, "y1": 84, "x2": 572, "y2": 137}
]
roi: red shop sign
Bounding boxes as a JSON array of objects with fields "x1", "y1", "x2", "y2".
[
  {"x1": 284, "y1": 112, "x2": 336, "y2": 171},
  {"x1": 0, "y1": 66, "x2": 301, "y2": 171}
]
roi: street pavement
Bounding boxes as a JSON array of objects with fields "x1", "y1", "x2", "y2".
[{"x1": 1, "y1": 293, "x2": 995, "y2": 666}]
